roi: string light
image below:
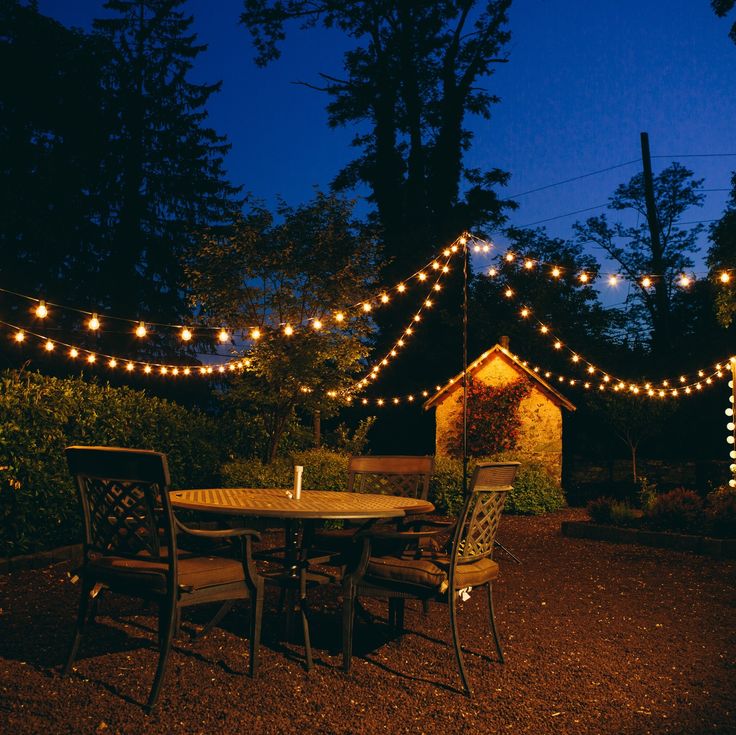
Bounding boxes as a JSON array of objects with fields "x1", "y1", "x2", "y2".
[
  {"x1": 218, "y1": 329, "x2": 230, "y2": 343},
  {"x1": 88, "y1": 314, "x2": 100, "y2": 331},
  {"x1": 136, "y1": 322, "x2": 147, "y2": 338},
  {"x1": 181, "y1": 327, "x2": 192, "y2": 342},
  {"x1": 35, "y1": 301, "x2": 48, "y2": 318}
]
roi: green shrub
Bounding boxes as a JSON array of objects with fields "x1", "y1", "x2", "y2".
[
  {"x1": 705, "y1": 486, "x2": 736, "y2": 537},
  {"x1": 428, "y1": 454, "x2": 565, "y2": 516},
  {"x1": 644, "y1": 487, "x2": 704, "y2": 531},
  {"x1": 587, "y1": 496, "x2": 614, "y2": 524},
  {"x1": 609, "y1": 501, "x2": 640, "y2": 527},
  {"x1": 0, "y1": 370, "x2": 221, "y2": 556},
  {"x1": 221, "y1": 449, "x2": 349, "y2": 492}
]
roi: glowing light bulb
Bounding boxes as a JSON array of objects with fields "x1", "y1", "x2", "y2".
[
  {"x1": 413, "y1": 314, "x2": 421, "y2": 322},
  {"x1": 488, "y1": 267, "x2": 497, "y2": 277},
  {"x1": 572, "y1": 355, "x2": 580, "y2": 362},
  {"x1": 126, "y1": 362, "x2": 135, "y2": 372},
  {"x1": 44, "y1": 340, "x2": 54, "y2": 351},
  {"x1": 136, "y1": 322, "x2": 147, "y2": 338},
  {"x1": 443, "y1": 249, "x2": 451, "y2": 257},
  {"x1": 608, "y1": 275, "x2": 619, "y2": 286},
  {"x1": 312, "y1": 319, "x2": 322, "y2": 330},
  {"x1": 87, "y1": 354, "x2": 96, "y2": 364},
  {"x1": 678, "y1": 274, "x2": 691, "y2": 287},
  {"x1": 521, "y1": 308, "x2": 529, "y2": 317},
  {"x1": 69, "y1": 348, "x2": 78, "y2": 358},
  {"x1": 108, "y1": 358, "x2": 117, "y2": 368},
  {"x1": 397, "y1": 283, "x2": 406, "y2": 293},
  {"x1": 551, "y1": 267, "x2": 561, "y2": 278},
  {"x1": 380, "y1": 293, "x2": 390, "y2": 303},
  {"x1": 434, "y1": 283, "x2": 441, "y2": 291},
  {"x1": 442, "y1": 265, "x2": 450, "y2": 273},
  {"x1": 14, "y1": 331, "x2": 24, "y2": 343},
  {"x1": 720, "y1": 271, "x2": 731, "y2": 284},
  {"x1": 505, "y1": 252, "x2": 515, "y2": 262},
  {"x1": 283, "y1": 324, "x2": 294, "y2": 336},
  {"x1": 35, "y1": 301, "x2": 48, "y2": 318},
  {"x1": 218, "y1": 329, "x2": 230, "y2": 343},
  {"x1": 362, "y1": 302, "x2": 372, "y2": 312},
  {"x1": 88, "y1": 314, "x2": 100, "y2": 331},
  {"x1": 250, "y1": 328, "x2": 261, "y2": 340},
  {"x1": 432, "y1": 261, "x2": 440, "y2": 270},
  {"x1": 181, "y1": 327, "x2": 192, "y2": 341},
  {"x1": 504, "y1": 288, "x2": 513, "y2": 298},
  {"x1": 554, "y1": 341, "x2": 562, "y2": 349},
  {"x1": 641, "y1": 276, "x2": 652, "y2": 288},
  {"x1": 579, "y1": 272, "x2": 589, "y2": 283},
  {"x1": 335, "y1": 312, "x2": 345, "y2": 322},
  {"x1": 144, "y1": 365, "x2": 152, "y2": 374},
  {"x1": 424, "y1": 299, "x2": 433, "y2": 307},
  {"x1": 450, "y1": 245, "x2": 458, "y2": 253},
  {"x1": 524, "y1": 260, "x2": 534, "y2": 270}
]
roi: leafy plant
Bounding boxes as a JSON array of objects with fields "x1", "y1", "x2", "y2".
[
  {"x1": 644, "y1": 487, "x2": 704, "y2": 531},
  {"x1": 587, "y1": 497, "x2": 615, "y2": 524},
  {"x1": 445, "y1": 378, "x2": 531, "y2": 458},
  {"x1": 0, "y1": 370, "x2": 222, "y2": 556},
  {"x1": 705, "y1": 486, "x2": 736, "y2": 537}
]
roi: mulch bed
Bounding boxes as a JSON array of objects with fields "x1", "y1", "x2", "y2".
[{"x1": 1, "y1": 507, "x2": 735, "y2": 735}]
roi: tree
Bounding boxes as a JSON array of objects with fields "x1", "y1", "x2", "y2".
[
  {"x1": 186, "y1": 193, "x2": 380, "y2": 462},
  {"x1": 240, "y1": 0, "x2": 514, "y2": 277},
  {"x1": 590, "y1": 394, "x2": 674, "y2": 483},
  {"x1": 0, "y1": 2, "x2": 109, "y2": 350},
  {"x1": 574, "y1": 163, "x2": 705, "y2": 362},
  {"x1": 92, "y1": 0, "x2": 242, "y2": 357},
  {"x1": 708, "y1": 174, "x2": 736, "y2": 327},
  {"x1": 712, "y1": 0, "x2": 736, "y2": 43}
]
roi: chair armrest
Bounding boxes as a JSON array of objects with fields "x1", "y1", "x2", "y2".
[
  {"x1": 175, "y1": 518, "x2": 261, "y2": 541},
  {"x1": 356, "y1": 527, "x2": 445, "y2": 542}
]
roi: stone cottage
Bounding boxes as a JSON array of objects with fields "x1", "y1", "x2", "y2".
[{"x1": 423, "y1": 338, "x2": 575, "y2": 484}]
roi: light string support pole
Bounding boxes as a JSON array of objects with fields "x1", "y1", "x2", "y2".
[{"x1": 462, "y1": 238, "x2": 469, "y2": 498}]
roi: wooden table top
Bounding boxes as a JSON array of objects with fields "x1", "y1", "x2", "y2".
[{"x1": 170, "y1": 487, "x2": 434, "y2": 520}]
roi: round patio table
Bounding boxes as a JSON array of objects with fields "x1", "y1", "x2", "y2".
[
  {"x1": 170, "y1": 487, "x2": 434, "y2": 520},
  {"x1": 170, "y1": 487, "x2": 435, "y2": 670}
]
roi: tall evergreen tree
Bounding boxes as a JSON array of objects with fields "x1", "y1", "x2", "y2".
[
  {"x1": 91, "y1": 0, "x2": 242, "y2": 357},
  {"x1": 708, "y1": 173, "x2": 736, "y2": 327}
]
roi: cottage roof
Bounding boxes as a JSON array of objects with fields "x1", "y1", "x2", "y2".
[{"x1": 423, "y1": 343, "x2": 576, "y2": 412}]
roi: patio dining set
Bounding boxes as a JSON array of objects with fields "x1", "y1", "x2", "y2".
[{"x1": 62, "y1": 446, "x2": 519, "y2": 711}]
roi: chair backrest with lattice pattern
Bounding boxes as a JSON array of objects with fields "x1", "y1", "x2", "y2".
[
  {"x1": 66, "y1": 446, "x2": 173, "y2": 561},
  {"x1": 347, "y1": 455, "x2": 434, "y2": 499},
  {"x1": 451, "y1": 462, "x2": 520, "y2": 565}
]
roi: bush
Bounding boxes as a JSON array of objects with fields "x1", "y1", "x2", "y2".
[
  {"x1": 221, "y1": 449, "x2": 349, "y2": 492},
  {"x1": 705, "y1": 486, "x2": 736, "y2": 537},
  {"x1": 0, "y1": 370, "x2": 221, "y2": 556},
  {"x1": 644, "y1": 487, "x2": 704, "y2": 531},
  {"x1": 428, "y1": 454, "x2": 565, "y2": 516},
  {"x1": 587, "y1": 496, "x2": 615, "y2": 524},
  {"x1": 609, "y1": 501, "x2": 640, "y2": 527}
]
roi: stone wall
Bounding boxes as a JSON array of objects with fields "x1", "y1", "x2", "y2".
[{"x1": 434, "y1": 353, "x2": 565, "y2": 483}]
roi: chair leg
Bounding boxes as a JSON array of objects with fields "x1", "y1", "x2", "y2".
[
  {"x1": 249, "y1": 585, "x2": 264, "y2": 677},
  {"x1": 63, "y1": 581, "x2": 93, "y2": 676},
  {"x1": 487, "y1": 582, "x2": 504, "y2": 663},
  {"x1": 145, "y1": 599, "x2": 177, "y2": 713},
  {"x1": 449, "y1": 589, "x2": 472, "y2": 696},
  {"x1": 342, "y1": 583, "x2": 356, "y2": 674},
  {"x1": 193, "y1": 601, "x2": 234, "y2": 640}
]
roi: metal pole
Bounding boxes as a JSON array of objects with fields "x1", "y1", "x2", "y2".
[{"x1": 462, "y1": 237, "x2": 469, "y2": 497}]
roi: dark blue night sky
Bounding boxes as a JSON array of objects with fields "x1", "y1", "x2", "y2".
[{"x1": 39, "y1": 0, "x2": 735, "y2": 282}]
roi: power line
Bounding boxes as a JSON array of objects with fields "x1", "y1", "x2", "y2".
[
  {"x1": 516, "y1": 203, "x2": 608, "y2": 227},
  {"x1": 508, "y1": 160, "x2": 639, "y2": 198}
]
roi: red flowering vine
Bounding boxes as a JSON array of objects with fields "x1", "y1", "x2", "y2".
[{"x1": 446, "y1": 377, "x2": 531, "y2": 458}]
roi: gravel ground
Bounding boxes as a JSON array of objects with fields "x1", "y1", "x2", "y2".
[{"x1": 1, "y1": 508, "x2": 735, "y2": 735}]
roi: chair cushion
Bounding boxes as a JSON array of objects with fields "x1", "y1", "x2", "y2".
[
  {"x1": 365, "y1": 550, "x2": 499, "y2": 594},
  {"x1": 87, "y1": 551, "x2": 245, "y2": 594}
]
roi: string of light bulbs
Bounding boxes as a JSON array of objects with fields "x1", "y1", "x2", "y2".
[
  {"x1": 485, "y1": 272, "x2": 735, "y2": 396},
  {"x1": 481, "y1": 245, "x2": 734, "y2": 291},
  {"x1": 0, "y1": 240, "x2": 472, "y2": 344},
  {"x1": 1, "y1": 318, "x2": 249, "y2": 376}
]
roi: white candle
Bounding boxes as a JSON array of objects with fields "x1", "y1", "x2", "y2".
[{"x1": 293, "y1": 465, "x2": 303, "y2": 500}]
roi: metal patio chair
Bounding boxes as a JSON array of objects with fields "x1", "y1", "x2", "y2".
[
  {"x1": 62, "y1": 446, "x2": 264, "y2": 712},
  {"x1": 341, "y1": 461, "x2": 520, "y2": 695}
]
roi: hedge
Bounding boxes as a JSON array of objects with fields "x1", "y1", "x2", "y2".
[
  {"x1": 223, "y1": 451, "x2": 566, "y2": 517},
  {"x1": 0, "y1": 370, "x2": 222, "y2": 556}
]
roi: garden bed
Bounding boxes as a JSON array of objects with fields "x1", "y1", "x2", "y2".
[{"x1": 561, "y1": 519, "x2": 736, "y2": 558}]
